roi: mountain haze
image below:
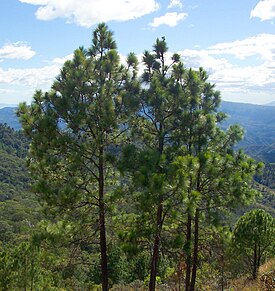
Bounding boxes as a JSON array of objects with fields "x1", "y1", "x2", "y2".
[
  {"x1": 0, "y1": 107, "x2": 21, "y2": 130},
  {"x1": 266, "y1": 100, "x2": 275, "y2": 106},
  {"x1": 220, "y1": 101, "x2": 275, "y2": 163}
]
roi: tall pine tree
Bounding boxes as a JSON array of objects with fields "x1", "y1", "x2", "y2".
[{"x1": 18, "y1": 23, "x2": 139, "y2": 291}]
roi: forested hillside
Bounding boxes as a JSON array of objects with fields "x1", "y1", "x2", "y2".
[
  {"x1": 0, "y1": 107, "x2": 21, "y2": 130},
  {"x1": 0, "y1": 124, "x2": 40, "y2": 245},
  {"x1": 221, "y1": 101, "x2": 275, "y2": 163}
]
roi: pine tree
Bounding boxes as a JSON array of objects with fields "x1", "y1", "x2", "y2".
[
  {"x1": 232, "y1": 209, "x2": 275, "y2": 279},
  {"x1": 17, "y1": 23, "x2": 139, "y2": 291}
]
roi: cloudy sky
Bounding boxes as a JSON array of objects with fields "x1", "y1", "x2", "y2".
[{"x1": 1, "y1": 0, "x2": 275, "y2": 105}]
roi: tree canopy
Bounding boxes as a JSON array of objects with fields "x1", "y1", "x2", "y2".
[
  {"x1": 233, "y1": 208, "x2": 275, "y2": 279},
  {"x1": 14, "y1": 23, "x2": 264, "y2": 291}
]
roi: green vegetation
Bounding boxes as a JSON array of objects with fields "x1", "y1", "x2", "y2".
[
  {"x1": 0, "y1": 124, "x2": 41, "y2": 246},
  {"x1": 220, "y1": 101, "x2": 275, "y2": 163},
  {"x1": 255, "y1": 163, "x2": 275, "y2": 190},
  {"x1": 0, "y1": 24, "x2": 274, "y2": 291},
  {"x1": 0, "y1": 107, "x2": 21, "y2": 130},
  {"x1": 232, "y1": 209, "x2": 275, "y2": 279}
]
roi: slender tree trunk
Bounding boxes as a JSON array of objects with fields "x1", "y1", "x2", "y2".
[
  {"x1": 221, "y1": 253, "x2": 224, "y2": 291},
  {"x1": 252, "y1": 243, "x2": 257, "y2": 279},
  {"x1": 185, "y1": 214, "x2": 192, "y2": 291},
  {"x1": 149, "y1": 203, "x2": 163, "y2": 291},
  {"x1": 149, "y1": 128, "x2": 165, "y2": 291},
  {"x1": 257, "y1": 246, "x2": 261, "y2": 273},
  {"x1": 190, "y1": 209, "x2": 199, "y2": 291},
  {"x1": 99, "y1": 147, "x2": 109, "y2": 291}
]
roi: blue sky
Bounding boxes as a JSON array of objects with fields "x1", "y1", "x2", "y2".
[{"x1": 1, "y1": 0, "x2": 275, "y2": 105}]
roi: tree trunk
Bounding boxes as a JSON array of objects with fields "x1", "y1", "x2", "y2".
[
  {"x1": 99, "y1": 148, "x2": 109, "y2": 291},
  {"x1": 149, "y1": 128, "x2": 165, "y2": 291},
  {"x1": 190, "y1": 209, "x2": 199, "y2": 291},
  {"x1": 252, "y1": 243, "x2": 258, "y2": 279},
  {"x1": 149, "y1": 203, "x2": 163, "y2": 291},
  {"x1": 220, "y1": 253, "x2": 224, "y2": 291},
  {"x1": 257, "y1": 246, "x2": 261, "y2": 273},
  {"x1": 185, "y1": 214, "x2": 192, "y2": 291}
]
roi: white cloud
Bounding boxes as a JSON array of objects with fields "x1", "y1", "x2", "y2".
[
  {"x1": 52, "y1": 54, "x2": 73, "y2": 65},
  {"x1": 180, "y1": 49, "x2": 233, "y2": 72},
  {"x1": 19, "y1": 0, "x2": 159, "y2": 27},
  {"x1": 176, "y1": 33, "x2": 275, "y2": 104},
  {"x1": 0, "y1": 64, "x2": 60, "y2": 104},
  {"x1": 207, "y1": 34, "x2": 275, "y2": 61},
  {"x1": 0, "y1": 88, "x2": 16, "y2": 94},
  {"x1": 168, "y1": 0, "x2": 183, "y2": 9},
  {"x1": 250, "y1": 0, "x2": 275, "y2": 21},
  {"x1": 0, "y1": 42, "x2": 36, "y2": 60},
  {"x1": 0, "y1": 52, "x2": 69, "y2": 89},
  {"x1": 149, "y1": 12, "x2": 187, "y2": 27},
  {"x1": 2, "y1": 33, "x2": 275, "y2": 105},
  {"x1": 0, "y1": 65, "x2": 60, "y2": 87}
]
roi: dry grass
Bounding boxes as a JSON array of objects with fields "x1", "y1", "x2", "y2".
[
  {"x1": 228, "y1": 258, "x2": 275, "y2": 291},
  {"x1": 110, "y1": 259, "x2": 275, "y2": 291},
  {"x1": 259, "y1": 258, "x2": 275, "y2": 274}
]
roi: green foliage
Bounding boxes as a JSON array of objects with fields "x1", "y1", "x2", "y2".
[
  {"x1": 0, "y1": 124, "x2": 30, "y2": 202},
  {"x1": 0, "y1": 123, "x2": 28, "y2": 157},
  {"x1": 118, "y1": 36, "x2": 260, "y2": 291},
  {"x1": 17, "y1": 23, "x2": 140, "y2": 291},
  {"x1": 0, "y1": 242, "x2": 58, "y2": 290},
  {"x1": 0, "y1": 124, "x2": 41, "y2": 247},
  {"x1": 0, "y1": 107, "x2": 21, "y2": 130},
  {"x1": 255, "y1": 163, "x2": 275, "y2": 190},
  {"x1": 232, "y1": 209, "x2": 275, "y2": 278},
  {"x1": 220, "y1": 101, "x2": 275, "y2": 163},
  {"x1": 0, "y1": 25, "x2": 270, "y2": 291}
]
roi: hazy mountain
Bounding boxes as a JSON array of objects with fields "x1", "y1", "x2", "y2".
[
  {"x1": 0, "y1": 103, "x2": 17, "y2": 109},
  {"x1": 0, "y1": 107, "x2": 21, "y2": 130},
  {"x1": 220, "y1": 101, "x2": 275, "y2": 163},
  {"x1": 266, "y1": 100, "x2": 275, "y2": 106}
]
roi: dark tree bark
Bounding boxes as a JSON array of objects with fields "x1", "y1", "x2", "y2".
[
  {"x1": 185, "y1": 214, "x2": 192, "y2": 291},
  {"x1": 252, "y1": 243, "x2": 258, "y2": 279},
  {"x1": 149, "y1": 204, "x2": 163, "y2": 291},
  {"x1": 99, "y1": 147, "x2": 109, "y2": 291},
  {"x1": 190, "y1": 209, "x2": 199, "y2": 291}
]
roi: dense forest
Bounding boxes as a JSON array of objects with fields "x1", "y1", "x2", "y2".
[
  {"x1": 220, "y1": 101, "x2": 275, "y2": 164},
  {"x1": 0, "y1": 24, "x2": 274, "y2": 291}
]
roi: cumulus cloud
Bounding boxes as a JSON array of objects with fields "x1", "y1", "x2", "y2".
[
  {"x1": 0, "y1": 53, "x2": 69, "y2": 90},
  {"x1": 179, "y1": 49, "x2": 233, "y2": 73},
  {"x1": 0, "y1": 42, "x2": 36, "y2": 60},
  {"x1": 0, "y1": 65, "x2": 60, "y2": 87},
  {"x1": 3, "y1": 33, "x2": 275, "y2": 105},
  {"x1": 207, "y1": 33, "x2": 275, "y2": 61},
  {"x1": 0, "y1": 64, "x2": 61, "y2": 104},
  {"x1": 19, "y1": 0, "x2": 159, "y2": 27},
  {"x1": 52, "y1": 54, "x2": 74, "y2": 65},
  {"x1": 177, "y1": 34, "x2": 275, "y2": 103},
  {"x1": 250, "y1": 0, "x2": 275, "y2": 21},
  {"x1": 149, "y1": 12, "x2": 187, "y2": 27},
  {"x1": 168, "y1": 0, "x2": 183, "y2": 9}
]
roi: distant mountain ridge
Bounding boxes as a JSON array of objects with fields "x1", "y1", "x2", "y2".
[
  {"x1": 0, "y1": 107, "x2": 21, "y2": 130},
  {"x1": 220, "y1": 101, "x2": 275, "y2": 163},
  {"x1": 0, "y1": 103, "x2": 17, "y2": 109},
  {"x1": 266, "y1": 100, "x2": 275, "y2": 106},
  {"x1": 0, "y1": 101, "x2": 275, "y2": 162}
]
